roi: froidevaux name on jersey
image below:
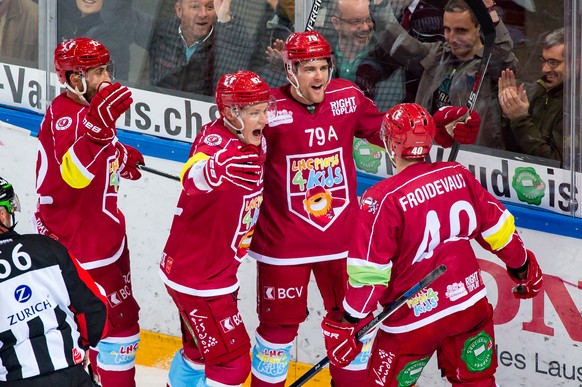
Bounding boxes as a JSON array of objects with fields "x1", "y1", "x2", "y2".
[
  {"x1": 399, "y1": 173, "x2": 467, "y2": 211},
  {"x1": 330, "y1": 97, "x2": 357, "y2": 116}
]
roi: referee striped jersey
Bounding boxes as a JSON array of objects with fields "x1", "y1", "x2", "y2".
[{"x1": 0, "y1": 231, "x2": 107, "y2": 382}]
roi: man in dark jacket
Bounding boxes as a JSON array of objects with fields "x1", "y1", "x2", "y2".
[
  {"x1": 148, "y1": 0, "x2": 251, "y2": 96},
  {"x1": 498, "y1": 28, "x2": 564, "y2": 164}
]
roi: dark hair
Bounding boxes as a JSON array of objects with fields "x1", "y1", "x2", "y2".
[{"x1": 444, "y1": 0, "x2": 478, "y2": 27}]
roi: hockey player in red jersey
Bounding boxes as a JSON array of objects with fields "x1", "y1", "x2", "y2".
[
  {"x1": 34, "y1": 38, "x2": 143, "y2": 387},
  {"x1": 247, "y1": 30, "x2": 386, "y2": 387},
  {"x1": 159, "y1": 70, "x2": 273, "y2": 387},
  {"x1": 322, "y1": 103, "x2": 543, "y2": 386}
]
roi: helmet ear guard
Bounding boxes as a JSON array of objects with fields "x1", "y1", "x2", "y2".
[{"x1": 381, "y1": 103, "x2": 436, "y2": 160}]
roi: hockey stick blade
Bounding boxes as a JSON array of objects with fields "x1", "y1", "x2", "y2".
[
  {"x1": 448, "y1": 0, "x2": 496, "y2": 161},
  {"x1": 305, "y1": 0, "x2": 323, "y2": 31},
  {"x1": 137, "y1": 164, "x2": 180, "y2": 181},
  {"x1": 289, "y1": 264, "x2": 447, "y2": 387}
]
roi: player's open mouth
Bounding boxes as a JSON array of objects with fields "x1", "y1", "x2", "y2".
[{"x1": 252, "y1": 129, "x2": 262, "y2": 137}]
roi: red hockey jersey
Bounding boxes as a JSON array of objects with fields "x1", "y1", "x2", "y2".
[
  {"x1": 35, "y1": 93, "x2": 127, "y2": 270},
  {"x1": 160, "y1": 120, "x2": 264, "y2": 296},
  {"x1": 344, "y1": 162, "x2": 528, "y2": 333},
  {"x1": 249, "y1": 79, "x2": 384, "y2": 265}
]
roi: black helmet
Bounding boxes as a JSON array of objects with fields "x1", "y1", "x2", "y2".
[
  {"x1": 0, "y1": 177, "x2": 20, "y2": 214},
  {"x1": 0, "y1": 177, "x2": 20, "y2": 231}
]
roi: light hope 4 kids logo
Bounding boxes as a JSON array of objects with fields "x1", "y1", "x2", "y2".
[{"x1": 286, "y1": 148, "x2": 349, "y2": 231}]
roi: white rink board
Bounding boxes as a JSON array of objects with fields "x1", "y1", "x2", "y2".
[{"x1": 1, "y1": 125, "x2": 581, "y2": 387}]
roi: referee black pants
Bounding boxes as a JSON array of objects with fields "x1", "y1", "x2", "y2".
[{"x1": 1, "y1": 364, "x2": 96, "y2": 387}]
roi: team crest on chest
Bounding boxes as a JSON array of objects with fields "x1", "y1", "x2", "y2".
[
  {"x1": 204, "y1": 134, "x2": 222, "y2": 146},
  {"x1": 286, "y1": 148, "x2": 349, "y2": 231},
  {"x1": 55, "y1": 116, "x2": 73, "y2": 131}
]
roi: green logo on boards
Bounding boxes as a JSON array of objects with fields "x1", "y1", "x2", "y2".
[
  {"x1": 353, "y1": 138, "x2": 383, "y2": 174},
  {"x1": 512, "y1": 167, "x2": 545, "y2": 205},
  {"x1": 461, "y1": 331, "x2": 494, "y2": 372},
  {"x1": 396, "y1": 357, "x2": 429, "y2": 386}
]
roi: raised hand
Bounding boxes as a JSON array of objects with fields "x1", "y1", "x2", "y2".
[
  {"x1": 84, "y1": 82, "x2": 133, "y2": 144},
  {"x1": 433, "y1": 106, "x2": 481, "y2": 148},
  {"x1": 204, "y1": 141, "x2": 263, "y2": 191},
  {"x1": 498, "y1": 69, "x2": 529, "y2": 120}
]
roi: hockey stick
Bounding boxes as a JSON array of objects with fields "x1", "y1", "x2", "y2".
[
  {"x1": 137, "y1": 164, "x2": 180, "y2": 181},
  {"x1": 305, "y1": 0, "x2": 323, "y2": 31},
  {"x1": 289, "y1": 264, "x2": 447, "y2": 387},
  {"x1": 447, "y1": 0, "x2": 496, "y2": 161}
]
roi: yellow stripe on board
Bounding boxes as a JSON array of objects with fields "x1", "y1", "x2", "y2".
[{"x1": 136, "y1": 330, "x2": 332, "y2": 386}]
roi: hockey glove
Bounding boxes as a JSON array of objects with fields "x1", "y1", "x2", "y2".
[
  {"x1": 433, "y1": 106, "x2": 481, "y2": 148},
  {"x1": 117, "y1": 142, "x2": 145, "y2": 180},
  {"x1": 204, "y1": 142, "x2": 263, "y2": 191},
  {"x1": 507, "y1": 249, "x2": 543, "y2": 299},
  {"x1": 84, "y1": 82, "x2": 133, "y2": 144},
  {"x1": 322, "y1": 311, "x2": 363, "y2": 368}
]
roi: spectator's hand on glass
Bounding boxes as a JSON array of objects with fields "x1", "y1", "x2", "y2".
[
  {"x1": 498, "y1": 69, "x2": 529, "y2": 120},
  {"x1": 215, "y1": 0, "x2": 232, "y2": 23},
  {"x1": 266, "y1": 39, "x2": 285, "y2": 66}
]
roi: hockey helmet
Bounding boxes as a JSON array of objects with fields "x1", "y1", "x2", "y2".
[
  {"x1": 381, "y1": 103, "x2": 436, "y2": 159},
  {"x1": 282, "y1": 31, "x2": 332, "y2": 63},
  {"x1": 281, "y1": 31, "x2": 334, "y2": 87},
  {"x1": 216, "y1": 70, "x2": 272, "y2": 116},
  {"x1": 54, "y1": 38, "x2": 111, "y2": 84},
  {"x1": 0, "y1": 176, "x2": 20, "y2": 214}
]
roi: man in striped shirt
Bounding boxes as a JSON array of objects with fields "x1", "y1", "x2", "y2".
[{"x1": 0, "y1": 176, "x2": 107, "y2": 386}]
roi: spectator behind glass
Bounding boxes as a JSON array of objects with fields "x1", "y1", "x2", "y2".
[
  {"x1": 499, "y1": 28, "x2": 565, "y2": 164},
  {"x1": 249, "y1": 0, "x2": 291, "y2": 88},
  {"x1": 331, "y1": 0, "x2": 380, "y2": 81},
  {"x1": 361, "y1": 0, "x2": 517, "y2": 150},
  {"x1": 258, "y1": 0, "x2": 401, "y2": 102},
  {"x1": 0, "y1": 0, "x2": 38, "y2": 66},
  {"x1": 332, "y1": 0, "x2": 403, "y2": 109},
  {"x1": 57, "y1": 0, "x2": 153, "y2": 81},
  {"x1": 399, "y1": 0, "x2": 446, "y2": 102},
  {"x1": 147, "y1": 0, "x2": 252, "y2": 96},
  {"x1": 355, "y1": 0, "x2": 446, "y2": 103}
]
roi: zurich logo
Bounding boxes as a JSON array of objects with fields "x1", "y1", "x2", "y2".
[{"x1": 14, "y1": 285, "x2": 32, "y2": 303}]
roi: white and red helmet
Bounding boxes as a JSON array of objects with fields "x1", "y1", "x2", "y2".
[
  {"x1": 281, "y1": 31, "x2": 334, "y2": 88},
  {"x1": 381, "y1": 103, "x2": 436, "y2": 160},
  {"x1": 54, "y1": 37, "x2": 111, "y2": 85},
  {"x1": 215, "y1": 70, "x2": 271, "y2": 116}
]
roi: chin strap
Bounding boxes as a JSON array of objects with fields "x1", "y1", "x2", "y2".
[
  {"x1": 65, "y1": 74, "x2": 89, "y2": 104},
  {"x1": 382, "y1": 137, "x2": 397, "y2": 169},
  {"x1": 224, "y1": 110, "x2": 246, "y2": 143}
]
